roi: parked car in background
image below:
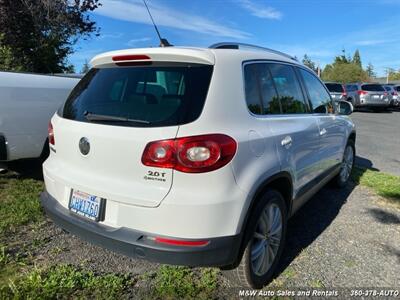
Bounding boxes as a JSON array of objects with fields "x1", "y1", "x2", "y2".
[
  {"x1": 345, "y1": 83, "x2": 390, "y2": 111},
  {"x1": 0, "y1": 71, "x2": 81, "y2": 170},
  {"x1": 383, "y1": 84, "x2": 399, "y2": 107},
  {"x1": 325, "y1": 82, "x2": 347, "y2": 102},
  {"x1": 41, "y1": 42, "x2": 356, "y2": 288}
]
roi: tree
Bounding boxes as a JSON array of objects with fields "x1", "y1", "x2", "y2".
[
  {"x1": 321, "y1": 50, "x2": 369, "y2": 83},
  {"x1": 302, "y1": 54, "x2": 318, "y2": 73},
  {"x1": 352, "y1": 49, "x2": 362, "y2": 68},
  {"x1": 366, "y1": 62, "x2": 375, "y2": 79},
  {"x1": 81, "y1": 59, "x2": 90, "y2": 74},
  {"x1": 0, "y1": 0, "x2": 101, "y2": 73},
  {"x1": 388, "y1": 69, "x2": 400, "y2": 81}
]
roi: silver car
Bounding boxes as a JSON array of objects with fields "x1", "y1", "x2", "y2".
[
  {"x1": 325, "y1": 82, "x2": 347, "y2": 102},
  {"x1": 345, "y1": 83, "x2": 390, "y2": 111},
  {"x1": 383, "y1": 84, "x2": 399, "y2": 107}
]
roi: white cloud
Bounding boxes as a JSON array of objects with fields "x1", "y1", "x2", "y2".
[
  {"x1": 238, "y1": 0, "x2": 282, "y2": 20},
  {"x1": 98, "y1": 32, "x2": 124, "y2": 40},
  {"x1": 95, "y1": 0, "x2": 250, "y2": 39},
  {"x1": 126, "y1": 37, "x2": 152, "y2": 47},
  {"x1": 354, "y1": 39, "x2": 397, "y2": 46}
]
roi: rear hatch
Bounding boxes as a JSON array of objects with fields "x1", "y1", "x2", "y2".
[
  {"x1": 53, "y1": 58, "x2": 213, "y2": 207},
  {"x1": 325, "y1": 83, "x2": 344, "y2": 100},
  {"x1": 361, "y1": 84, "x2": 387, "y2": 104}
]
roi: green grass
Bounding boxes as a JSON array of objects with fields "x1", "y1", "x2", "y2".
[
  {"x1": 1, "y1": 265, "x2": 132, "y2": 300},
  {"x1": 352, "y1": 167, "x2": 400, "y2": 204},
  {"x1": 0, "y1": 174, "x2": 44, "y2": 233},
  {"x1": 153, "y1": 266, "x2": 218, "y2": 299}
]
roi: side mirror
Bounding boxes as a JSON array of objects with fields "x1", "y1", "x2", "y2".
[{"x1": 336, "y1": 100, "x2": 353, "y2": 115}]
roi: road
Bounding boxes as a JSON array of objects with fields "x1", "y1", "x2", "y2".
[{"x1": 351, "y1": 110, "x2": 400, "y2": 176}]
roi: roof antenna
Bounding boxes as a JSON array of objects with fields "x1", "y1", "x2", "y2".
[{"x1": 142, "y1": 0, "x2": 172, "y2": 47}]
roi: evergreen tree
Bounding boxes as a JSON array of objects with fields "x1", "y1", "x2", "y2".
[
  {"x1": 302, "y1": 54, "x2": 318, "y2": 73},
  {"x1": 353, "y1": 49, "x2": 362, "y2": 68},
  {"x1": 366, "y1": 63, "x2": 375, "y2": 79},
  {"x1": 81, "y1": 60, "x2": 90, "y2": 74},
  {"x1": 0, "y1": 0, "x2": 101, "y2": 73}
]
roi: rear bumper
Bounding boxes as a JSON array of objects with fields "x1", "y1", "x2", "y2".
[
  {"x1": 358, "y1": 101, "x2": 390, "y2": 107},
  {"x1": 40, "y1": 191, "x2": 241, "y2": 267}
]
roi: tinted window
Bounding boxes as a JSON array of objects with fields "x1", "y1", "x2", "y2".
[
  {"x1": 325, "y1": 83, "x2": 343, "y2": 93},
  {"x1": 383, "y1": 86, "x2": 392, "y2": 92},
  {"x1": 244, "y1": 64, "x2": 263, "y2": 114},
  {"x1": 62, "y1": 65, "x2": 213, "y2": 127},
  {"x1": 268, "y1": 64, "x2": 307, "y2": 114},
  {"x1": 244, "y1": 64, "x2": 281, "y2": 114},
  {"x1": 299, "y1": 68, "x2": 333, "y2": 114},
  {"x1": 257, "y1": 65, "x2": 281, "y2": 114},
  {"x1": 361, "y1": 84, "x2": 385, "y2": 92},
  {"x1": 395, "y1": 86, "x2": 400, "y2": 92},
  {"x1": 346, "y1": 85, "x2": 357, "y2": 91}
]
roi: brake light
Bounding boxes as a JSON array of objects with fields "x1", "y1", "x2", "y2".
[
  {"x1": 154, "y1": 237, "x2": 209, "y2": 247},
  {"x1": 142, "y1": 134, "x2": 237, "y2": 173},
  {"x1": 48, "y1": 122, "x2": 55, "y2": 146},
  {"x1": 357, "y1": 90, "x2": 368, "y2": 95},
  {"x1": 384, "y1": 92, "x2": 388, "y2": 96},
  {"x1": 342, "y1": 85, "x2": 347, "y2": 97},
  {"x1": 112, "y1": 54, "x2": 150, "y2": 61},
  {"x1": 392, "y1": 92, "x2": 398, "y2": 96}
]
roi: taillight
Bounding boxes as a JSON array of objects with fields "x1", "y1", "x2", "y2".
[
  {"x1": 357, "y1": 90, "x2": 368, "y2": 95},
  {"x1": 384, "y1": 92, "x2": 388, "y2": 96},
  {"x1": 48, "y1": 122, "x2": 55, "y2": 146},
  {"x1": 342, "y1": 85, "x2": 347, "y2": 97},
  {"x1": 342, "y1": 92, "x2": 347, "y2": 97},
  {"x1": 142, "y1": 134, "x2": 237, "y2": 173},
  {"x1": 393, "y1": 92, "x2": 398, "y2": 96},
  {"x1": 112, "y1": 54, "x2": 150, "y2": 61}
]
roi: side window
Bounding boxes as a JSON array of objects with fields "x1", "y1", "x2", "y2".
[
  {"x1": 257, "y1": 64, "x2": 280, "y2": 114},
  {"x1": 244, "y1": 63, "x2": 280, "y2": 114},
  {"x1": 244, "y1": 64, "x2": 263, "y2": 114},
  {"x1": 268, "y1": 64, "x2": 308, "y2": 114},
  {"x1": 299, "y1": 68, "x2": 333, "y2": 114}
]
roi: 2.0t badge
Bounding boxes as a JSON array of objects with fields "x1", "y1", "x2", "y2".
[{"x1": 79, "y1": 137, "x2": 90, "y2": 155}]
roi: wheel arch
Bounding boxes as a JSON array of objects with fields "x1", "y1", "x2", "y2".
[
  {"x1": 229, "y1": 172, "x2": 293, "y2": 268},
  {"x1": 348, "y1": 130, "x2": 356, "y2": 143}
]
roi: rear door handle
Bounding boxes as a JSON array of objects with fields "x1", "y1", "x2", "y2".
[
  {"x1": 320, "y1": 128, "x2": 327, "y2": 136},
  {"x1": 281, "y1": 136, "x2": 292, "y2": 148}
]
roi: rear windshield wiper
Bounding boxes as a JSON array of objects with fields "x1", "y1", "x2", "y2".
[{"x1": 84, "y1": 112, "x2": 151, "y2": 124}]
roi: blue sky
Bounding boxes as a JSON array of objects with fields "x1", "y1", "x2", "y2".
[{"x1": 71, "y1": 0, "x2": 400, "y2": 76}]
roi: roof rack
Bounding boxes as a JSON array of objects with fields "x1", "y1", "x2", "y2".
[{"x1": 209, "y1": 42, "x2": 297, "y2": 61}]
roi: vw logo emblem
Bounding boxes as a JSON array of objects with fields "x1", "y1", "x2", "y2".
[{"x1": 79, "y1": 137, "x2": 90, "y2": 155}]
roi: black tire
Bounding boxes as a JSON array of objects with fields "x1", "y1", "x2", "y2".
[
  {"x1": 223, "y1": 190, "x2": 287, "y2": 289},
  {"x1": 332, "y1": 139, "x2": 355, "y2": 188}
]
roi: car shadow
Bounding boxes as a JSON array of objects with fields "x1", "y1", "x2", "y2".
[
  {"x1": 355, "y1": 108, "x2": 392, "y2": 114},
  {"x1": 354, "y1": 156, "x2": 379, "y2": 171},
  {"x1": 273, "y1": 165, "x2": 368, "y2": 280},
  {"x1": 368, "y1": 208, "x2": 400, "y2": 225},
  {"x1": 1, "y1": 159, "x2": 44, "y2": 181}
]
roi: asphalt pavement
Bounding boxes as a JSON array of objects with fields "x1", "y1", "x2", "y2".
[{"x1": 350, "y1": 110, "x2": 400, "y2": 176}]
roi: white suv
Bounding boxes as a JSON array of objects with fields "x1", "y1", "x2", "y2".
[{"x1": 41, "y1": 43, "x2": 356, "y2": 288}]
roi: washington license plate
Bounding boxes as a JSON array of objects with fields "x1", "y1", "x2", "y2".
[{"x1": 69, "y1": 190, "x2": 104, "y2": 221}]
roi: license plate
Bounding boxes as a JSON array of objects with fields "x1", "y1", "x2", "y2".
[
  {"x1": 69, "y1": 190, "x2": 105, "y2": 221},
  {"x1": 373, "y1": 95, "x2": 380, "y2": 99}
]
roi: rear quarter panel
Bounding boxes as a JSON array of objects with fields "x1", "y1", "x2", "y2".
[{"x1": 0, "y1": 72, "x2": 79, "y2": 160}]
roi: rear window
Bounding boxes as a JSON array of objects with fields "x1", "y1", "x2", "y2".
[
  {"x1": 384, "y1": 86, "x2": 392, "y2": 91},
  {"x1": 325, "y1": 83, "x2": 343, "y2": 93},
  {"x1": 346, "y1": 85, "x2": 357, "y2": 91},
  {"x1": 361, "y1": 84, "x2": 385, "y2": 92},
  {"x1": 62, "y1": 64, "x2": 213, "y2": 127}
]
